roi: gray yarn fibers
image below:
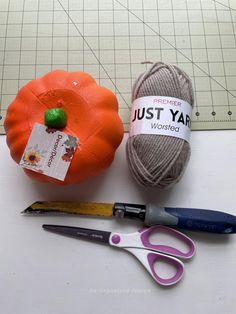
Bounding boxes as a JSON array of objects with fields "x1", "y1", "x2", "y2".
[{"x1": 126, "y1": 62, "x2": 194, "y2": 189}]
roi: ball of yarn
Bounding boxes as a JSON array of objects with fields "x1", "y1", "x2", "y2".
[{"x1": 126, "y1": 62, "x2": 194, "y2": 189}]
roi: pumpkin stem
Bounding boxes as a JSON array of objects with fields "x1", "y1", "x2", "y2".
[{"x1": 44, "y1": 108, "x2": 67, "y2": 129}]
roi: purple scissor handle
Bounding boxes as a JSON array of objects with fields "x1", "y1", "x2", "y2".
[{"x1": 109, "y1": 225, "x2": 196, "y2": 286}]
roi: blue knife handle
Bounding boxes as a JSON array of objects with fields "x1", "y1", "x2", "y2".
[{"x1": 144, "y1": 205, "x2": 236, "y2": 234}]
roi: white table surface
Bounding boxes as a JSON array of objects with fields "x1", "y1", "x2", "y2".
[{"x1": 1, "y1": 131, "x2": 236, "y2": 314}]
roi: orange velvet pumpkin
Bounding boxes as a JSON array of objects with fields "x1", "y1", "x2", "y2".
[{"x1": 4, "y1": 70, "x2": 124, "y2": 184}]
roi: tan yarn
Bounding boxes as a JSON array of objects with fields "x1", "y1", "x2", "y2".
[{"x1": 126, "y1": 62, "x2": 194, "y2": 189}]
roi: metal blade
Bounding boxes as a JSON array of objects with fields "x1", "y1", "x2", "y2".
[
  {"x1": 22, "y1": 201, "x2": 114, "y2": 217},
  {"x1": 43, "y1": 225, "x2": 111, "y2": 244}
]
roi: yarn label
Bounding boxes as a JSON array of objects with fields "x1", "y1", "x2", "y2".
[
  {"x1": 19, "y1": 123, "x2": 78, "y2": 181},
  {"x1": 129, "y1": 96, "x2": 192, "y2": 142}
]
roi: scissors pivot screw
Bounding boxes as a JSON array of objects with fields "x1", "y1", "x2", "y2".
[{"x1": 111, "y1": 234, "x2": 121, "y2": 244}]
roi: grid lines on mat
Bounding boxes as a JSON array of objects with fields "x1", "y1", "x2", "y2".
[{"x1": 0, "y1": 0, "x2": 236, "y2": 133}]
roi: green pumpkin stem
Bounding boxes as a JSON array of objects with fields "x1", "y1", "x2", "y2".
[{"x1": 44, "y1": 108, "x2": 67, "y2": 129}]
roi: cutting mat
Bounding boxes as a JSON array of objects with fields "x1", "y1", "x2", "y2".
[{"x1": 0, "y1": 0, "x2": 236, "y2": 133}]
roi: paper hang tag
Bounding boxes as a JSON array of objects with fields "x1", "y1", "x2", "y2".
[
  {"x1": 19, "y1": 123, "x2": 78, "y2": 181},
  {"x1": 129, "y1": 96, "x2": 192, "y2": 143}
]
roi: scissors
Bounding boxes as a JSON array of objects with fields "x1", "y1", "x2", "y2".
[{"x1": 43, "y1": 224, "x2": 196, "y2": 286}]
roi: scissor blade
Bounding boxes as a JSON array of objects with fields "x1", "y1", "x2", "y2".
[{"x1": 42, "y1": 224, "x2": 111, "y2": 244}]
